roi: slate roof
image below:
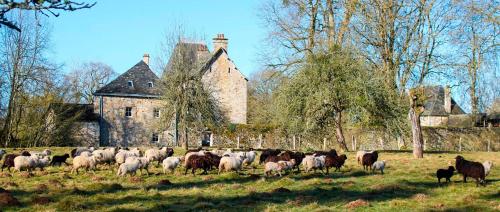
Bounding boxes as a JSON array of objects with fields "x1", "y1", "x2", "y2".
[
  {"x1": 163, "y1": 43, "x2": 212, "y2": 75},
  {"x1": 421, "y1": 86, "x2": 465, "y2": 116},
  {"x1": 49, "y1": 103, "x2": 98, "y2": 122},
  {"x1": 94, "y1": 61, "x2": 161, "y2": 98}
]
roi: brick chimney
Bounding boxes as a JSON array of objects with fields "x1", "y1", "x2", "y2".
[
  {"x1": 143, "y1": 53, "x2": 150, "y2": 65},
  {"x1": 212, "y1": 34, "x2": 228, "y2": 52},
  {"x1": 444, "y1": 86, "x2": 451, "y2": 114}
]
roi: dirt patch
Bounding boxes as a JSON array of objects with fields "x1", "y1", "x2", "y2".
[
  {"x1": 0, "y1": 192, "x2": 20, "y2": 207},
  {"x1": 39, "y1": 170, "x2": 49, "y2": 176},
  {"x1": 272, "y1": 187, "x2": 291, "y2": 193},
  {"x1": 345, "y1": 199, "x2": 369, "y2": 209},
  {"x1": 35, "y1": 184, "x2": 49, "y2": 194},
  {"x1": 60, "y1": 173, "x2": 72, "y2": 179},
  {"x1": 323, "y1": 178, "x2": 334, "y2": 184},
  {"x1": 412, "y1": 193, "x2": 428, "y2": 201},
  {"x1": 158, "y1": 179, "x2": 172, "y2": 186},
  {"x1": 91, "y1": 175, "x2": 104, "y2": 182},
  {"x1": 0, "y1": 188, "x2": 10, "y2": 193},
  {"x1": 129, "y1": 176, "x2": 143, "y2": 183},
  {"x1": 0, "y1": 172, "x2": 12, "y2": 178},
  {"x1": 70, "y1": 187, "x2": 87, "y2": 195},
  {"x1": 231, "y1": 184, "x2": 244, "y2": 190},
  {"x1": 20, "y1": 172, "x2": 33, "y2": 178},
  {"x1": 248, "y1": 174, "x2": 261, "y2": 180},
  {"x1": 289, "y1": 195, "x2": 314, "y2": 206},
  {"x1": 3, "y1": 182, "x2": 18, "y2": 188},
  {"x1": 49, "y1": 179, "x2": 64, "y2": 188},
  {"x1": 340, "y1": 181, "x2": 355, "y2": 188},
  {"x1": 31, "y1": 196, "x2": 52, "y2": 205},
  {"x1": 202, "y1": 176, "x2": 214, "y2": 181}
]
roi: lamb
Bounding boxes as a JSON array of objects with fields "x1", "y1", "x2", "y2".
[
  {"x1": 115, "y1": 148, "x2": 141, "y2": 165},
  {"x1": 0, "y1": 149, "x2": 6, "y2": 160},
  {"x1": 117, "y1": 157, "x2": 141, "y2": 176},
  {"x1": 362, "y1": 151, "x2": 378, "y2": 171},
  {"x1": 324, "y1": 154, "x2": 348, "y2": 174},
  {"x1": 278, "y1": 159, "x2": 296, "y2": 174},
  {"x1": 436, "y1": 166, "x2": 455, "y2": 183},
  {"x1": 259, "y1": 149, "x2": 281, "y2": 164},
  {"x1": 145, "y1": 147, "x2": 173, "y2": 166},
  {"x1": 371, "y1": 160, "x2": 386, "y2": 175},
  {"x1": 264, "y1": 162, "x2": 283, "y2": 177},
  {"x1": 50, "y1": 154, "x2": 70, "y2": 166},
  {"x1": 266, "y1": 151, "x2": 305, "y2": 172},
  {"x1": 242, "y1": 150, "x2": 256, "y2": 166},
  {"x1": 302, "y1": 155, "x2": 326, "y2": 173},
  {"x1": 1, "y1": 151, "x2": 30, "y2": 172},
  {"x1": 356, "y1": 150, "x2": 374, "y2": 165},
  {"x1": 29, "y1": 149, "x2": 52, "y2": 157},
  {"x1": 184, "y1": 155, "x2": 211, "y2": 175},
  {"x1": 455, "y1": 155, "x2": 485, "y2": 186},
  {"x1": 72, "y1": 153, "x2": 103, "y2": 174},
  {"x1": 13, "y1": 155, "x2": 40, "y2": 172},
  {"x1": 34, "y1": 156, "x2": 51, "y2": 171},
  {"x1": 162, "y1": 157, "x2": 181, "y2": 174},
  {"x1": 218, "y1": 155, "x2": 245, "y2": 174},
  {"x1": 482, "y1": 161, "x2": 493, "y2": 176}
]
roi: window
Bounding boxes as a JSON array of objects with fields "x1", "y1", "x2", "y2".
[
  {"x1": 228, "y1": 67, "x2": 231, "y2": 73},
  {"x1": 148, "y1": 82, "x2": 154, "y2": 88},
  {"x1": 128, "y1": 81, "x2": 134, "y2": 87},
  {"x1": 154, "y1": 108, "x2": 160, "y2": 118},
  {"x1": 125, "y1": 107, "x2": 132, "y2": 117},
  {"x1": 152, "y1": 133, "x2": 159, "y2": 143}
]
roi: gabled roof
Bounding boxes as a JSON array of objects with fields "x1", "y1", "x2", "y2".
[
  {"x1": 200, "y1": 48, "x2": 248, "y2": 81},
  {"x1": 163, "y1": 42, "x2": 212, "y2": 76},
  {"x1": 49, "y1": 103, "x2": 98, "y2": 122},
  {"x1": 421, "y1": 86, "x2": 465, "y2": 116},
  {"x1": 94, "y1": 61, "x2": 161, "y2": 98}
]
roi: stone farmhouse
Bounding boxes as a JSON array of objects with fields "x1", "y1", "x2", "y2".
[
  {"x1": 92, "y1": 34, "x2": 248, "y2": 147},
  {"x1": 420, "y1": 86, "x2": 466, "y2": 127}
]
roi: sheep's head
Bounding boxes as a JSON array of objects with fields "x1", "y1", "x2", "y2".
[
  {"x1": 43, "y1": 149, "x2": 52, "y2": 156},
  {"x1": 339, "y1": 154, "x2": 348, "y2": 161},
  {"x1": 448, "y1": 166, "x2": 455, "y2": 172},
  {"x1": 455, "y1": 155, "x2": 464, "y2": 161},
  {"x1": 290, "y1": 159, "x2": 296, "y2": 166}
]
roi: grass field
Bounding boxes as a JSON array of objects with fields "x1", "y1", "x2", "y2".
[{"x1": 0, "y1": 147, "x2": 499, "y2": 211}]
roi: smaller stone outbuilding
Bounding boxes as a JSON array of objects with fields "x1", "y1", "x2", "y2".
[
  {"x1": 47, "y1": 103, "x2": 99, "y2": 146},
  {"x1": 420, "y1": 86, "x2": 466, "y2": 127}
]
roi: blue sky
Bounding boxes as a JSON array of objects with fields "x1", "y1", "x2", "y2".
[{"x1": 49, "y1": 0, "x2": 263, "y2": 77}]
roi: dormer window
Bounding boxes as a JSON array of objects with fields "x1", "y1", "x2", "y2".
[
  {"x1": 128, "y1": 81, "x2": 134, "y2": 87},
  {"x1": 148, "y1": 82, "x2": 154, "y2": 88},
  {"x1": 228, "y1": 68, "x2": 231, "y2": 73}
]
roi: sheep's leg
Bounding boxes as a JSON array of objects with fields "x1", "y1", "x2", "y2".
[
  {"x1": 326, "y1": 167, "x2": 329, "y2": 175},
  {"x1": 381, "y1": 169, "x2": 384, "y2": 175},
  {"x1": 192, "y1": 168, "x2": 196, "y2": 176},
  {"x1": 463, "y1": 175, "x2": 467, "y2": 183},
  {"x1": 184, "y1": 167, "x2": 189, "y2": 175}
]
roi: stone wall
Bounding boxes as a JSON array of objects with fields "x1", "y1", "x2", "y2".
[
  {"x1": 202, "y1": 52, "x2": 247, "y2": 124},
  {"x1": 421, "y1": 116, "x2": 448, "y2": 127},
  {"x1": 72, "y1": 122, "x2": 99, "y2": 146},
  {"x1": 94, "y1": 96, "x2": 170, "y2": 147}
]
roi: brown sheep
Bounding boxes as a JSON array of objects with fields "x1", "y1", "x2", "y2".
[
  {"x1": 325, "y1": 154, "x2": 348, "y2": 174},
  {"x1": 455, "y1": 155, "x2": 485, "y2": 186},
  {"x1": 362, "y1": 151, "x2": 378, "y2": 171},
  {"x1": 184, "y1": 155, "x2": 211, "y2": 175}
]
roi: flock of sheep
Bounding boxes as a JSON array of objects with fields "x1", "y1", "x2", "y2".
[{"x1": 0, "y1": 147, "x2": 493, "y2": 187}]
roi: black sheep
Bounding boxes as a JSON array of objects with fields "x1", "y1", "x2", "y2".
[
  {"x1": 325, "y1": 154, "x2": 348, "y2": 174},
  {"x1": 184, "y1": 155, "x2": 211, "y2": 175},
  {"x1": 259, "y1": 149, "x2": 281, "y2": 164},
  {"x1": 362, "y1": 151, "x2": 378, "y2": 171},
  {"x1": 455, "y1": 155, "x2": 485, "y2": 186},
  {"x1": 204, "y1": 152, "x2": 221, "y2": 170},
  {"x1": 50, "y1": 154, "x2": 70, "y2": 166},
  {"x1": 436, "y1": 166, "x2": 455, "y2": 183},
  {"x1": 314, "y1": 149, "x2": 338, "y2": 157},
  {"x1": 166, "y1": 148, "x2": 174, "y2": 157}
]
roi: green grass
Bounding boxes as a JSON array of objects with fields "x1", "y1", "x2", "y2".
[{"x1": 0, "y1": 147, "x2": 499, "y2": 211}]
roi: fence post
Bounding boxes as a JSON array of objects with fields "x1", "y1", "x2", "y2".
[
  {"x1": 258, "y1": 134, "x2": 263, "y2": 149},
  {"x1": 298, "y1": 136, "x2": 301, "y2": 149},
  {"x1": 293, "y1": 135, "x2": 296, "y2": 150},
  {"x1": 237, "y1": 136, "x2": 240, "y2": 149},
  {"x1": 424, "y1": 138, "x2": 427, "y2": 151},
  {"x1": 210, "y1": 133, "x2": 214, "y2": 147},
  {"x1": 351, "y1": 135, "x2": 355, "y2": 151},
  {"x1": 488, "y1": 140, "x2": 490, "y2": 152},
  {"x1": 323, "y1": 138, "x2": 327, "y2": 150},
  {"x1": 459, "y1": 137, "x2": 462, "y2": 152},
  {"x1": 397, "y1": 136, "x2": 402, "y2": 150}
]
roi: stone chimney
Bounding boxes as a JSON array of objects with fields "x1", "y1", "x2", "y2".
[
  {"x1": 212, "y1": 34, "x2": 228, "y2": 52},
  {"x1": 444, "y1": 86, "x2": 451, "y2": 114},
  {"x1": 143, "y1": 53, "x2": 150, "y2": 65}
]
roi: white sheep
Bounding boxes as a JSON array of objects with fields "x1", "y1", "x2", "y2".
[
  {"x1": 117, "y1": 157, "x2": 141, "y2": 176},
  {"x1": 29, "y1": 149, "x2": 52, "y2": 157},
  {"x1": 264, "y1": 162, "x2": 283, "y2": 177},
  {"x1": 162, "y1": 157, "x2": 181, "y2": 174},
  {"x1": 302, "y1": 155, "x2": 326, "y2": 173},
  {"x1": 72, "y1": 153, "x2": 102, "y2": 174},
  {"x1": 93, "y1": 147, "x2": 117, "y2": 166},
  {"x1": 115, "y1": 148, "x2": 141, "y2": 165},
  {"x1": 372, "y1": 160, "x2": 386, "y2": 174},
  {"x1": 278, "y1": 159, "x2": 296, "y2": 173},
  {"x1": 13, "y1": 155, "x2": 40, "y2": 172},
  {"x1": 0, "y1": 149, "x2": 6, "y2": 160},
  {"x1": 72, "y1": 147, "x2": 94, "y2": 158},
  {"x1": 145, "y1": 147, "x2": 170, "y2": 165},
  {"x1": 483, "y1": 161, "x2": 493, "y2": 176},
  {"x1": 356, "y1": 150, "x2": 373, "y2": 165},
  {"x1": 35, "y1": 156, "x2": 51, "y2": 171},
  {"x1": 126, "y1": 156, "x2": 149, "y2": 175},
  {"x1": 243, "y1": 151, "x2": 256, "y2": 166},
  {"x1": 218, "y1": 155, "x2": 245, "y2": 174}
]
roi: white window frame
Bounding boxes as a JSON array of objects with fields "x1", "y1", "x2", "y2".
[{"x1": 125, "y1": 107, "x2": 132, "y2": 117}]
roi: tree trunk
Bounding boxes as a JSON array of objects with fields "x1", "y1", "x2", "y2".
[
  {"x1": 409, "y1": 106, "x2": 424, "y2": 158},
  {"x1": 183, "y1": 126, "x2": 188, "y2": 150},
  {"x1": 334, "y1": 111, "x2": 348, "y2": 151}
]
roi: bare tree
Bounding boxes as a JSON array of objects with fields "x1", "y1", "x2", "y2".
[
  {"x1": 0, "y1": 0, "x2": 95, "y2": 32},
  {"x1": 64, "y1": 62, "x2": 116, "y2": 104}
]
